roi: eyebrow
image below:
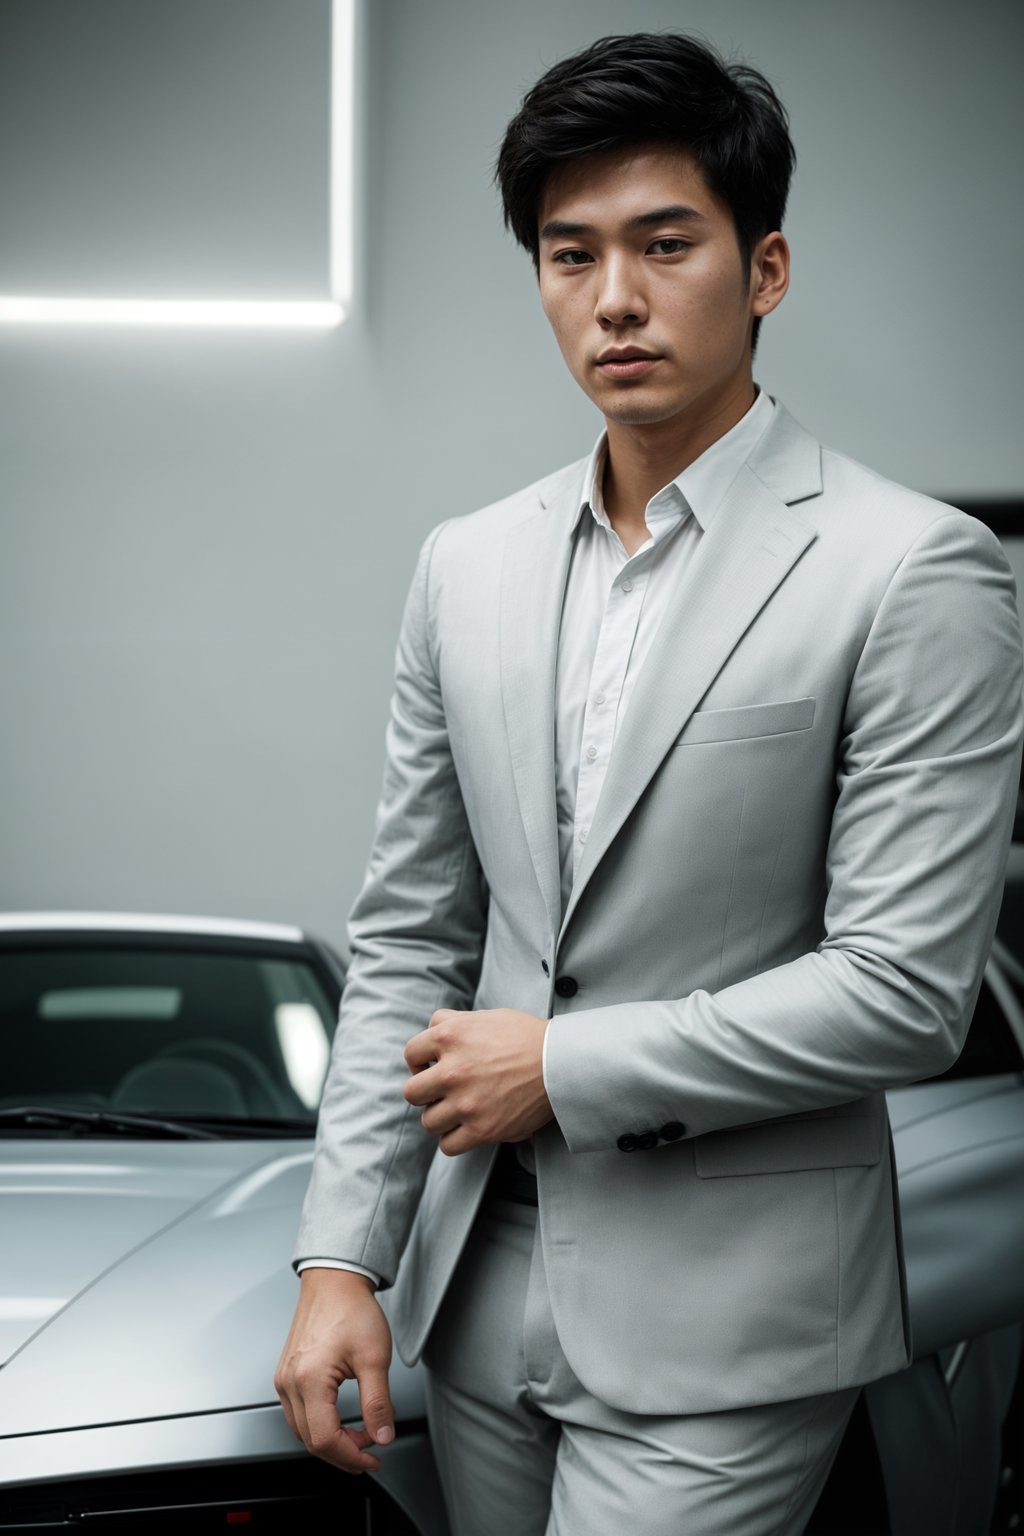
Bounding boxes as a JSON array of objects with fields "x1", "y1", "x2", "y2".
[{"x1": 539, "y1": 204, "x2": 707, "y2": 241}]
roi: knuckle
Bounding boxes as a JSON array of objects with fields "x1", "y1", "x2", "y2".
[{"x1": 366, "y1": 1365, "x2": 390, "y2": 1384}]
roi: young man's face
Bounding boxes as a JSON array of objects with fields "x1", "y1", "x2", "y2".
[{"x1": 536, "y1": 144, "x2": 783, "y2": 433}]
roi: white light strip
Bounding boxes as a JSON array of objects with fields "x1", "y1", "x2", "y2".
[
  {"x1": 0, "y1": 1, "x2": 354, "y2": 329},
  {"x1": 330, "y1": 0, "x2": 355, "y2": 308},
  {"x1": 0, "y1": 297, "x2": 343, "y2": 327}
]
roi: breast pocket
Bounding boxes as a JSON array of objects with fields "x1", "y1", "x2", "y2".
[{"x1": 675, "y1": 697, "x2": 816, "y2": 746}]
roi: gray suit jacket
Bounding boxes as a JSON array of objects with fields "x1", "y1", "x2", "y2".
[{"x1": 295, "y1": 402, "x2": 1023, "y2": 1414}]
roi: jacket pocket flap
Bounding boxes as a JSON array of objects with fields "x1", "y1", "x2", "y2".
[
  {"x1": 676, "y1": 697, "x2": 816, "y2": 746},
  {"x1": 693, "y1": 1114, "x2": 882, "y2": 1177}
]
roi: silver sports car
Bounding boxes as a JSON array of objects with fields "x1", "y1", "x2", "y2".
[{"x1": 0, "y1": 908, "x2": 1022, "y2": 1534}]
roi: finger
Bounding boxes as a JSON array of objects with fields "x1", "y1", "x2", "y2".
[
  {"x1": 420, "y1": 1101, "x2": 461, "y2": 1137},
  {"x1": 404, "y1": 1029, "x2": 441, "y2": 1071},
  {"x1": 429, "y1": 1008, "x2": 462, "y2": 1028},
  {"x1": 304, "y1": 1386, "x2": 378, "y2": 1474},
  {"x1": 289, "y1": 1386, "x2": 314, "y2": 1458},
  {"x1": 275, "y1": 1384, "x2": 302, "y2": 1442},
  {"x1": 439, "y1": 1124, "x2": 480, "y2": 1156},
  {"x1": 341, "y1": 1424, "x2": 382, "y2": 1470},
  {"x1": 357, "y1": 1364, "x2": 397, "y2": 1449},
  {"x1": 403, "y1": 1064, "x2": 442, "y2": 1105}
]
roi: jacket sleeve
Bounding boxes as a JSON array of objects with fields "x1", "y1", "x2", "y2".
[
  {"x1": 292, "y1": 521, "x2": 488, "y2": 1283},
  {"x1": 544, "y1": 512, "x2": 1024, "y2": 1153}
]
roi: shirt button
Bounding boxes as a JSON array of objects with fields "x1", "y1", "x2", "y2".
[
  {"x1": 577, "y1": 826, "x2": 588, "y2": 843},
  {"x1": 585, "y1": 745, "x2": 598, "y2": 761},
  {"x1": 621, "y1": 578, "x2": 634, "y2": 593},
  {"x1": 595, "y1": 692, "x2": 606, "y2": 706}
]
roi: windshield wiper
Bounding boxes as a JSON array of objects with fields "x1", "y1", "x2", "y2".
[
  {"x1": 0, "y1": 1106, "x2": 219, "y2": 1140},
  {"x1": 168, "y1": 1113, "x2": 317, "y2": 1139}
]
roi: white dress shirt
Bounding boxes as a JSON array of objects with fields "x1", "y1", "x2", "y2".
[
  {"x1": 298, "y1": 389, "x2": 775, "y2": 1283},
  {"x1": 554, "y1": 389, "x2": 774, "y2": 912}
]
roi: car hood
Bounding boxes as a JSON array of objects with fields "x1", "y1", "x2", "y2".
[{"x1": 0, "y1": 1139, "x2": 423, "y2": 1435}]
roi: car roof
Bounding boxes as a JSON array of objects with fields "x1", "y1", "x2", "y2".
[{"x1": 0, "y1": 911, "x2": 306, "y2": 944}]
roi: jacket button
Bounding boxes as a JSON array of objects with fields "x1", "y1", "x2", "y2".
[
  {"x1": 636, "y1": 1130, "x2": 659, "y2": 1151},
  {"x1": 617, "y1": 1133, "x2": 639, "y2": 1152},
  {"x1": 554, "y1": 975, "x2": 578, "y2": 998},
  {"x1": 659, "y1": 1121, "x2": 686, "y2": 1141}
]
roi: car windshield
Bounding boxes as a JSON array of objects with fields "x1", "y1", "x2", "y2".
[{"x1": 0, "y1": 943, "x2": 337, "y2": 1134}]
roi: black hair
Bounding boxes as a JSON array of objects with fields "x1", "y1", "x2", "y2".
[{"x1": 496, "y1": 33, "x2": 795, "y2": 352}]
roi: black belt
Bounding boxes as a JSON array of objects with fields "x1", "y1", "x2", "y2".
[{"x1": 488, "y1": 1141, "x2": 539, "y2": 1206}]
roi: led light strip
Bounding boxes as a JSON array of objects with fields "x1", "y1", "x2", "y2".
[
  {"x1": 0, "y1": 0, "x2": 354, "y2": 329},
  {"x1": 0, "y1": 297, "x2": 343, "y2": 327}
]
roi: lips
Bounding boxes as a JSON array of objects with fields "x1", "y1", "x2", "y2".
[{"x1": 595, "y1": 350, "x2": 663, "y2": 379}]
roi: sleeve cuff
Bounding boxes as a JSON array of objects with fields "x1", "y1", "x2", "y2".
[{"x1": 295, "y1": 1259, "x2": 381, "y2": 1289}]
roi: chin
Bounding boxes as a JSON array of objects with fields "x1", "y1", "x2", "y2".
[{"x1": 601, "y1": 396, "x2": 690, "y2": 428}]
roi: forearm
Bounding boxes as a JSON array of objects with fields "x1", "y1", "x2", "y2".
[{"x1": 545, "y1": 937, "x2": 991, "y2": 1153}]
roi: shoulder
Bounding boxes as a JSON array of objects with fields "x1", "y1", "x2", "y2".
[
  {"x1": 817, "y1": 444, "x2": 1008, "y2": 579},
  {"x1": 760, "y1": 400, "x2": 1006, "y2": 573}
]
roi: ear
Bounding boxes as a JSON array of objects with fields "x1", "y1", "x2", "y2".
[{"x1": 750, "y1": 231, "x2": 790, "y2": 317}]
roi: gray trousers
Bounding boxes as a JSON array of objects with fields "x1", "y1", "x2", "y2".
[{"x1": 423, "y1": 1195, "x2": 858, "y2": 1536}]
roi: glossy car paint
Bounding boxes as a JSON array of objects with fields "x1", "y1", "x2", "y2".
[
  {"x1": 0, "y1": 1140, "x2": 427, "y2": 1439},
  {"x1": 889, "y1": 1074, "x2": 1024, "y2": 1357}
]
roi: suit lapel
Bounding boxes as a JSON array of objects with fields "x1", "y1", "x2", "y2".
[
  {"x1": 500, "y1": 466, "x2": 582, "y2": 941},
  {"x1": 558, "y1": 436, "x2": 820, "y2": 941}
]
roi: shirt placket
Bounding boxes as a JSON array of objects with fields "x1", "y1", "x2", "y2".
[{"x1": 571, "y1": 550, "x2": 649, "y2": 878}]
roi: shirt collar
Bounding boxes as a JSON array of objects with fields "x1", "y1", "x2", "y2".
[{"x1": 573, "y1": 388, "x2": 775, "y2": 537}]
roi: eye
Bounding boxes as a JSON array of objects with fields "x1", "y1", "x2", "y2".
[
  {"x1": 553, "y1": 249, "x2": 593, "y2": 267},
  {"x1": 648, "y1": 238, "x2": 689, "y2": 256}
]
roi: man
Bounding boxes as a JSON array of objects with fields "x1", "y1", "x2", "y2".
[{"x1": 276, "y1": 33, "x2": 1023, "y2": 1535}]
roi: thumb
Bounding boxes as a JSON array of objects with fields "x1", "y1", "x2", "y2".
[{"x1": 358, "y1": 1366, "x2": 396, "y2": 1447}]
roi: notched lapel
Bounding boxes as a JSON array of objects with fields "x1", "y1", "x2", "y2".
[
  {"x1": 560, "y1": 463, "x2": 818, "y2": 939},
  {"x1": 500, "y1": 475, "x2": 580, "y2": 940}
]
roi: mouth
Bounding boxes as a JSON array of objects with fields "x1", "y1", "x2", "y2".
[{"x1": 595, "y1": 349, "x2": 663, "y2": 379}]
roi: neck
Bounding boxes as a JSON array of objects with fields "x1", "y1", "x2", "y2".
[{"x1": 601, "y1": 379, "x2": 756, "y2": 542}]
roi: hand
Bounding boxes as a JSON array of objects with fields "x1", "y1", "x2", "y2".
[
  {"x1": 403, "y1": 1007, "x2": 553, "y2": 1155},
  {"x1": 274, "y1": 1268, "x2": 395, "y2": 1474}
]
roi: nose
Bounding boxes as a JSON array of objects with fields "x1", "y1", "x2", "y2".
[{"x1": 595, "y1": 254, "x2": 647, "y2": 328}]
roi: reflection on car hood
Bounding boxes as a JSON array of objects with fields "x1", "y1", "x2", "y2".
[
  {"x1": 0, "y1": 1140, "x2": 423, "y2": 1435},
  {"x1": 889, "y1": 1075, "x2": 1024, "y2": 1356}
]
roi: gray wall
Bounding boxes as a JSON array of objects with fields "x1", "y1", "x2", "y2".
[{"x1": 1, "y1": 0, "x2": 1022, "y2": 944}]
